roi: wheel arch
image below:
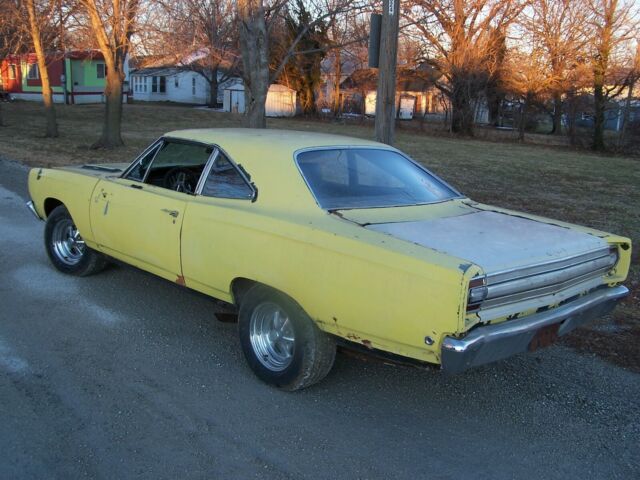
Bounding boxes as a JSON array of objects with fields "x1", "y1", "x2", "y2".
[
  {"x1": 43, "y1": 197, "x2": 65, "y2": 218},
  {"x1": 230, "y1": 277, "x2": 259, "y2": 306}
]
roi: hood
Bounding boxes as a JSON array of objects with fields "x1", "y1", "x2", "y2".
[
  {"x1": 365, "y1": 209, "x2": 608, "y2": 273},
  {"x1": 60, "y1": 163, "x2": 129, "y2": 179}
]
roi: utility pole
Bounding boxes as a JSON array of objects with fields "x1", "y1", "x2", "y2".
[{"x1": 374, "y1": 0, "x2": 400, "y2": 145}]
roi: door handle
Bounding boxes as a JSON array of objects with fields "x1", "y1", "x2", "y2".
[{"x1": 161, "y1": 209, "x2": 179, "y2": 218}]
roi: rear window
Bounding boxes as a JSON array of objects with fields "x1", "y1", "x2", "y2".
[{"x1": 296, "y1": 148, "x2": 458, "y2": 210}]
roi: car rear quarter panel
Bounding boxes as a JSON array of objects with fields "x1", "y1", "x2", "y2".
[{"x1": 181, "y1": 199, "x2": 478, "y2": 364}]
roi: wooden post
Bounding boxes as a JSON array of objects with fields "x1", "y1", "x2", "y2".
[{"x1": 374, "y1": 0, "x2": 400, "y2": 145}]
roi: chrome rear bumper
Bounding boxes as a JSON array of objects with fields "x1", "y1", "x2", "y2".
[{"x1": 441, "y1": 285, "x2": 629, "y2": 374}]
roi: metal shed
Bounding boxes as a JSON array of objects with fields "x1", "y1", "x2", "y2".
[{"x1": 223, "y1": 84, "x2": 297, "y2": 117}]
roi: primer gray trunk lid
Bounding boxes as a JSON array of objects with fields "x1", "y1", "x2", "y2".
[{"x1": 365, "y1": 209, "x2": 608, "y2": 273}]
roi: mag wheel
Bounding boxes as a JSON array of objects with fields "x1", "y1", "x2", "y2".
[
  {"x1": 239, "y1": 285, "x2": 336, "y2": 391},
  {"x1": 44, "y1": 205, "x2": 108, "y2": 276}
]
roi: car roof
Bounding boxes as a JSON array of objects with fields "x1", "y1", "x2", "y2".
[
  {"x1": 164, "y1": 128, "x2": 389, "y2": 157},
  {"x1": 161, "y1": 128, "x2": 396, "y2": 213}
]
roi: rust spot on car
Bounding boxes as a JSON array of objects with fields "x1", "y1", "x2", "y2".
[
  {"x1": 175, "y1": 275, "x2": 186, "y2": 286},
  {"x1": 458, "y1": 263, "x2": 472, "y2": 273},
  {"x1": 346, "y1": 333, "x2": 361, "y2": 341},
  {"x1": 361, "y1": 339, "x2": 373, "y2": 349}
]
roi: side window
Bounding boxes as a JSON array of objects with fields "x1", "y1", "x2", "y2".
[
  {"x1": 126, "y1": 143, "x2": 161, "y2": 182},
  {"x1": 201, "y1": 152, "x2": 253, "y2": 200},
  {"x1": 144, "y1": 141, "x2": 213, "y2": 193}
]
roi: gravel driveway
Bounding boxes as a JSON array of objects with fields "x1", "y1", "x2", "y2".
[{"x1": 0, "y1": 158, "x2": 638, "y2": 479}]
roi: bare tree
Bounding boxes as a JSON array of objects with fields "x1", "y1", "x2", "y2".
[
  {"x1": 521, "y1": 0, "x2": 589, "y2": 135},
  {"x1": 322, "y1": 2, "x2": 370, "y2": 115},
  {"x1": 405, "y1": 0, "x2": 525, "y2": 135},
  {"x1": 79, "y1": 0, "x2": 140, "y2": 148},
  {"x1": 503, "y1": 47, "x2": 554, "y2": 140},
  {"x1": 0, "y1": 0, "x2": 24, "y2": 126},
  {"x1": 586, "y1": 0, "x2": 638, "y2": 151},
  {"x1": 151, "y1": 0, "x2": 239, "y2": 108},
  {"x1": 618, "y1": 41, "x2": 640, "y2": 146},
  {"x1": 237, "y1": 0, "x2": 357, "y2": 128},
  {"x1": 25, "y1": 0, "x2": 58, "y2": 137}
]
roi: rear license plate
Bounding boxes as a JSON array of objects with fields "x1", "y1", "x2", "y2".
[{"x1": 528, "y1": 323, "x2": 560, "y2": 352}]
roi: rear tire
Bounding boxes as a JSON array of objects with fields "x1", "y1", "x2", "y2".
[
  {"x1": 44, "y1": 205, "x2": 108, "y2": 276},
  {"x1": 239, "y1": 285, "x2": 336, "y2": 391}
]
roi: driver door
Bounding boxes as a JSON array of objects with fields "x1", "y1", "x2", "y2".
[{"x1": 90, "y1": 139, "x2": 213, "y2": 281}]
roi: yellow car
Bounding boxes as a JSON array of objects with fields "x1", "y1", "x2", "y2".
[{"x1": 26, "y1": 129, "x2": 631, "y2": 390}]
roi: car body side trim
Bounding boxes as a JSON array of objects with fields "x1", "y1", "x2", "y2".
[{"x1": 26, "y1": 200, "x2": 43, "y2": 221}]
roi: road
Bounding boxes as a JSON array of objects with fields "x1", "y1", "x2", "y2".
[{"x1": 0, "y1": 158, "x2": 638, "y2": 479}]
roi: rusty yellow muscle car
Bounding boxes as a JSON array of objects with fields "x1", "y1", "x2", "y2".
[{"x1": 26, "y1": 129, "x2": 631, "y2": 390}]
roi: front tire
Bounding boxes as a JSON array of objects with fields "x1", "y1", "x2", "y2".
[
  {"x1": 44, "y1": 205, "x2": 108, "y2": 276},
  {"x1": 239, "y1": 285, "x2": 336, "y2": 391}
]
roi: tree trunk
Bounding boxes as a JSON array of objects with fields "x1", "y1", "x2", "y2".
[
  {"x1": 618, "y1": 79, "x2": 635, "y2": 148},
  {"x1": 26, "y1": 0, "x2": 58, "y2": 138},
  {"x1": 239, "y1": 1, "x2": 269, "y2": 129},
  {"x1": 93, "y1": 69, "x2": 124, "y2": 148},
  {"x1": 300, "y1": 82, "x2": 316, "y2": 115},
  {"x1": 519, "y1": 96, "x2": 529, "y2": 142},
  {"x1": 565, "y1": 90, "x2": 577, "y2": 146},
  {"x1": 551, "y1": 93, "x2": 562, "y2": 135},
  {"x1": 208, "y1": 69, "x2": 219, "y2": 108},
  {"x1": 332, "y1": 49, "x2": 341, "y2": 116},
  {"x1": 593, "y1": 76, "x2": 606, "y2": 151},
  {"x1": 450, "y1": 81, "x2": 474, "y2": 136}
]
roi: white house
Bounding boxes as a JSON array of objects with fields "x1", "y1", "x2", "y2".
[
  {"x1": 223, "y1": 83, "x2": 297, "y2": 117},
  {"x1": 130, "y1": 67, "x2": 240, "y2": 105}
]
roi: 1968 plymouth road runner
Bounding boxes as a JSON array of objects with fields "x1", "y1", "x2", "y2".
[{"x1": 26, "y1": 129, "x2": 631, "y2": 390}]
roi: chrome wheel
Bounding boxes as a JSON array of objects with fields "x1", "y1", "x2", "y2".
[
  {"x1": 249, "y1": 302, "x2": 295, "y2": 372},
  {"x1": 51, "y1": 218, "x2": 85, "y2": 266}
]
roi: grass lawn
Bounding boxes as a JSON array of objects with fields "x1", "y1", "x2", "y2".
[{"x1": 1, "y1": 101, "x2": 638, "y2": 371}]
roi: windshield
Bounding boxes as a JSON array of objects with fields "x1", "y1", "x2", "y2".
[{"x1": 296, "y1": 148, "x2": 459, "y2": 210}]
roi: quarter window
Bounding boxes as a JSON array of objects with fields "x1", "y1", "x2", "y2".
[
  {"x1": 126, "y1": 143, "x2": 161, "y2": 182},
  {"x1": 201, "y1": 152, "x2": 254, "y2": 200}
]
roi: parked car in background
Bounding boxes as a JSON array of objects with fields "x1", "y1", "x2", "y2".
[{"x1": 26, "y1": 129, "x2": 631, "y2": 390}]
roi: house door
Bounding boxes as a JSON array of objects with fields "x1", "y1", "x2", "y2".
[{"x1": 231, "y1": 90, "x2": 244, "y2": 113}]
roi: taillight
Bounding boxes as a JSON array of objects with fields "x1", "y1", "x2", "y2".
[{"x1": 467, "y1": 276, "x2": 488, "y2": 312}]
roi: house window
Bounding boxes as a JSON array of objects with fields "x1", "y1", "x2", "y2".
[
  {"x1": 152, "y1": 76, "x2": 166, "y2": 93},
  {"x1": 96, "y1": 63, "x2": 106, "y2": 79},
  {"x1": 174, "y1": 76, "x2": 179, "y2": 88},
  {"x1": 192, "y1": 77, "x2": 196, "y2": 95},
  {"x1": 144, "y1": 78, "x2": 148, "y2": 92},
  {"x1": 8, "y1": 64, "x2": 16, "y2": 80},
  {"x1": 27, "y1": 63, "x2": 39, "y2": 80}
]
